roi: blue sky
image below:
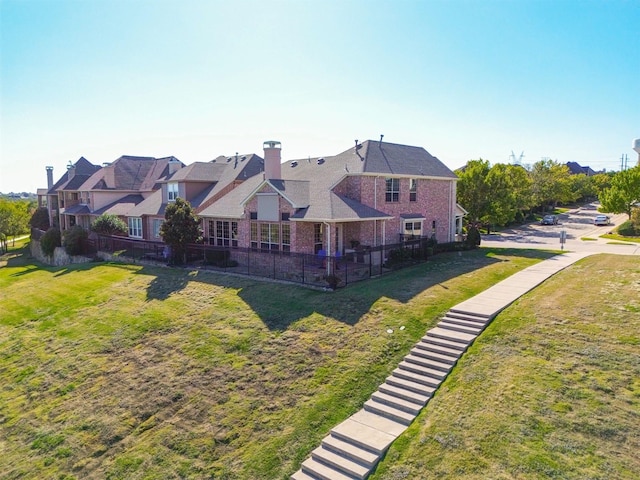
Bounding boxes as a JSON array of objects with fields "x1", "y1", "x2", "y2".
[{"x1": 1, "y1": 0, "x2": 638, "y2": 193}]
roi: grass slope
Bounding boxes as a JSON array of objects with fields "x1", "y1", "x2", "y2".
[
  {"x1": 1, "y1": 244, "x2": 553, "y2": 479},
  {"x1": 370, "y1": 254, "x2": 640, "y2": 480}
]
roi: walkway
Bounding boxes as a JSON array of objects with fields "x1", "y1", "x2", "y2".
[{"x1": 291, "y1": 251, "x2": 592, "y2": 480}]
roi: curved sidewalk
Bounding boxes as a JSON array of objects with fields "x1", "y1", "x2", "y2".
[{"x1": 292, "y1": 251, "x2": 592, "y2": 480}]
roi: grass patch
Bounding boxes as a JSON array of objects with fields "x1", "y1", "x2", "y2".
[
  {"x1": 370, "y1": 254, "x2": 640, "y2": 480},
  {"x1": 601, "y1": 233, "x2": 640, "y2": 244},
  {"x1": 581, "y1": 237, "x2": 598, "y2": 241},
  {"x1": 0, "y1": 245, "x2": 554, "y2": 479}
]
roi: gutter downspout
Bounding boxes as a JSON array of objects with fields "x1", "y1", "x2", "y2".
[{"x1": 324, "y1": 221, "x2": 332, "y2": 276}]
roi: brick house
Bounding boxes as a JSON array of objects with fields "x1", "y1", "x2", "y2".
[
  {"x1": 197, "y1": 139, "x2": 460, "y2": 259},
  {"x1": 42, "y1": 155, "x2": 182, "y2": 232}
]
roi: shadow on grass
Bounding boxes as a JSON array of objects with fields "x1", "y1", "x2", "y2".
[{"x1": 3, "y1": 244, "x2": 559, "y2": 331}]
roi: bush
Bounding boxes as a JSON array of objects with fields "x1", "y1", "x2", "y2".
[
  {"x1": 29, "y1": 207, "x2": 50, "y2": 231},
  {"x1": 466, "y1": 224, "x2": 481, "y2": 248},
  {"x1": 617, "y1": 220, "x2": 638, "y2": 237},
  {"x1": 40, "y1": 228, "x2": 61, "y2": 257},
  {"x1": 63, "y1": 225, "x2": 88, "y2": 255},
  {"x1": 632, "y1": 208, "x2": 640, "y2": 230},
  {"x1": 91, "y1": 213, "x2": 128, "y2": 236}
]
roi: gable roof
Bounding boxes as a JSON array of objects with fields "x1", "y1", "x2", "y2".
[
  {"x1": 164, "y1": 161, "x2": 227, "y2": 183},
  {"x1": 49, "y1": 157, "x2": 101, "y2": 193},
  {"x1": 82, "y1": 155, "x2": 179, "y2": 191},
  {"x1": 92, "y1": 194, "x2": 145, "y2": 216}
]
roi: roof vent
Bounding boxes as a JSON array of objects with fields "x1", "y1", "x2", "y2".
[
  {"x1": 241, "y1": 155, "x2": 246, "y2": 161},
  {"x1": 317, "y1": 158, "x2": 325, "y2": 165},
  {"x1": 227, "y1": 157, "x2": 232, "y2": 162},
  {"x1": 291, "y1": 161, "x2": 298, "y2": 167}
]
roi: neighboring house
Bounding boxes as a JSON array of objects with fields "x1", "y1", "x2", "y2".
[
  {"x1": 566, "y1": 161, "x2": 597, "y2": 176},
  {"x1": 126, "y1": 154, "x2": 263, "y2": 240},
  {"x1": 43, "y1": 155, "x2": 183, "y2": 232},
  {"x1": 198, "y1": 139, "x2": 459, "y2": 258}
]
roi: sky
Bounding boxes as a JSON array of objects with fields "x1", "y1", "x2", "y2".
[{"x1": 1, "y1": 0, "x2": 639, "y2": 194}]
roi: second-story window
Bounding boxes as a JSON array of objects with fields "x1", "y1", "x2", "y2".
[
  {"x1": 168, "y1": 182, "x2": 178, "y2": 202},
  {"x1": 409, "y1": 179, "x2": 417, "y2": 202},
  {"x1": 386, "y1": 178, "x2": 400, "y2": 202}
]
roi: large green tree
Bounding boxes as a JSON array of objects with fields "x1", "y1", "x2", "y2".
[
  {"x1": 456, "y1": 159, "x2": 491, "y2": 224},
  {"x1": 0, "y1": 199, "x2": 31, "y2": 252},
  {"x1": 599, "y1": 166, "x2": 640, "y2": 218},
  {"x1": 529, "y1": 159, "x2": 572, "y2": 210},
  {"x1": 160, "y1": 198, "x2": 202, "y2": 264},
  {"x1": 91, "y1": 213, "x2": 128, "y2": 236},
  {"x1": 486, "y1": 163, "x2": 533, "y2": 227}
]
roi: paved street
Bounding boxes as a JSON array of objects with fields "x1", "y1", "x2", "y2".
[{"x1": 481, "y1": 203, "x2": 640, "y2": 255}]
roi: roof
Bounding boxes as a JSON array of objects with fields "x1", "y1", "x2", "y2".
[
  {"x1": 290, "y1": 193, "x2": 392, "y2": 222},
  {"x1": 49, "y1": 157, "x2": 101, "y2": 193},
  {"x1": 165, "y1": 161, "x2": 227, "y2": 183},
  {"x1": 63, "y1": 204, "x2": 91, "y2": 215},
  {"x1": 126, "y1": 190, "x2": 165, "y2": 217},
  {"x1": 93, "y1": 194, "x2": 145, "y2": 216},
  {"x1": 81, "y1": 156, "x2": 180, "y2": 191}
]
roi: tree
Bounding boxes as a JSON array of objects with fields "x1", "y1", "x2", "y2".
[
  {"x1": 485, "y1": 163, "x2": 533, "y2": 228},
  {"x1": 529, "y1": 159, "x2": 572, "y2": 210},
  {"x1": 91, "y1": 213, "x2": 128, "y2": 236},
  {"x1": 29, "y1": 207, "x2": 51, "y2": 231},
  {"x1": 456, "y1": 159, "x2": 492, "y2": 225},
  {"x1": 0, "y1": 199, "x2": 31, "y2": 252},
  {"x1": 599, "y1": 166, "x2": 640, "y2": 218},
  {"x1": 159, "y1": 198, "x2": 202, "y2": 264}
]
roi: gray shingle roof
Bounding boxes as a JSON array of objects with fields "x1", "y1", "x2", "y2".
[{"x1": 93, "y1": 194, "x2": 145, "y2": 216}]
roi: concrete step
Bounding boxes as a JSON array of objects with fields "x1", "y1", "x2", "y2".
[
  {"x1": 385, "y1": 376, "x2": 436, "y2": 397},
  {"x1": 301, "y1": 457, "x2": 358, "y2": 480},
  {"x1": 426, "y1": 327, "x2": 477, "y2": 345},
  {"x1": 322, "y1": 435, "x2": 379, "y2": 468},
  {"x1": 290, "y1": 469, "x2": 318, "y2": 480},
  {"x1": 391, "y1": 367, "x2": 442, "y2": 388},
  {"x1": 378, "y1": 382, "x2": 431, "y2": 405},
  {"x1": 449, "y1": 307, "x2": 492, "y2": 319},
  {"x1": 441, "y1": 315, "x2": 489, "y2": 329},
  {"x1": 420, "y1": 334, "x2": 468, "y2": 352},
  {"x1": 446, "y1": 310, "x2": 491, "y2": 323},
  {"x1": 371, "y1": 390, "x2": 424, "y2": 415},
  {"x1": 410, "y1": 345, "x2": 459, "y2": 364},
  {"x1": 331, "y1": 417, "x2": 398, "y2": 456},
  {"x1": 364, "y1": 399, "x2": 415, "y2": 425},
  {"x1": 415, "y1": 339, "x2": 465, "y2": 358},
  {"x1": 404, "y1": 352, "x2": 453, "y2": 372},
  {"x1": 437, "y1": 320, "x2": 483, "y2": 335},
  {"x1": 311, "y1": 446, "x2": 370, "y2": 479},
  {"x1": 398, "y1": 360, "x2": 447, "y2": 380}
]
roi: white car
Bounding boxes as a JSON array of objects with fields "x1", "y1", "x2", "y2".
[{"x1": 594, "y1": 215, "x2": 610, "y2": 226}]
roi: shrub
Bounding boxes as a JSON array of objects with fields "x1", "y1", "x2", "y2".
[
  {"x1": 617, "y1": 220, "x2": 638, "y2": 237},
  {"x1": 63, "y1": 226, "x2": 88, "y2": 255},
  {"x1": 466, "y1": 224, "x2": 481, "y2": 248},
  {"x1": 204, "y1": 249, "x2": 237, "y2": 267},
  {"x1": 632, "y1": 208, "x2": 640, "y2": 230},
  {"x1": 40, "y1": 228, "x2": 61, "y2": 257},
  {"x1": 29, "y1": 207, "x2": 50, "y2": 231},
  {"x1": 91, "y1": 213, "x2": 128, "y2": 236}
]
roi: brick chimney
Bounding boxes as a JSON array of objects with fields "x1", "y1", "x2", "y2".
[
  {"x1": 46, "y1": 166, "x2": 54, "y2": 189},
  {"x1": 263, "y1": 141, "x2": 282, "y2": 180},
  {"x1": 168, "y1": 157, "x2": 182, "y2": 175}
]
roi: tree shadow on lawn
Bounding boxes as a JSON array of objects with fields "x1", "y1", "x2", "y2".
[
  {"x1": 4, "y1": 245, "x2": 559, "y2": 331},
  {"x1": 138, "y1": 247, "x2": 558, "y2": 331}
]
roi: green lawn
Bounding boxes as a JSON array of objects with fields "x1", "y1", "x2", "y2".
[
  {"x1": 0, "y1": 244, "x2": 554, "y2": 479},
  {"x1": 370, "y1": 254, "x2": 640, "y2": 480}
]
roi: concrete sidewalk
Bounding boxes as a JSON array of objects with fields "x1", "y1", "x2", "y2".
[{"x1": 292, "y1": 251, "x2": 593, "y2": 480}]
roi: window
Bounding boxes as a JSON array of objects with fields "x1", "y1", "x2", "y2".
[
  {"x1": 385, "y1": 178, "x2": 400, "y2": 202},
  {"x1": 314, "y1": 223, "x2": 323, "y2": 253},
  {"x1": 128, "y1": 217, "x2": 142, "y2": 238},
  {"x1": 152, "y1": 219, "x2": 163, "y2": 239},
  {"x1": 260, "y1": 223, "x2": 280, "y2": 251},
  {"x1": 404, "y1": 221, "x2": 422, "y2": 235},
  {"x1": 167, "y1": 182, "x2": 178, "y2": 202},
  {"x1": 211, "y1": 220, "x2": 238, "y2": 247},
  {"x1": 250, "y1": 222, "x2": 259, "y2": 249},
  {"x1": 282, "y1": 223, "x2": 291, "y2": 253},
  {"x1": 409, "y1": 179, "x2": 417, "y2": 202}
]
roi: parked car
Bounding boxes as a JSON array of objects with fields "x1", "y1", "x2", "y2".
[
  {"x1": 594, "y1": 215, "x2": 610, "y2": 226},
  {"x1": 540, "y1": 214, "x2": 558, "y2": 225}
]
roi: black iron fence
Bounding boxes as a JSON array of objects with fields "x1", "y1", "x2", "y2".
[{"x1": 93, "y1": 234, "x2": 472, "y2": 289}]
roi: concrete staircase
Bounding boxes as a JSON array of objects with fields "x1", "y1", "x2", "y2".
[{"x1": 291, "y1": 309, "x2": 492, "y2": 480}]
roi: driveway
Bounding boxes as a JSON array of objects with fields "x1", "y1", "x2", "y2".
[{"x1": 481, "y1": 203, "x2": 640, "y2": 255}]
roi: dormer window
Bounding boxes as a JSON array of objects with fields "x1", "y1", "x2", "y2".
[{"x1": 168, "y1": 182, "x2": 178, "y2": 202}]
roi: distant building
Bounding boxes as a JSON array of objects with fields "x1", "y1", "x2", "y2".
[{"x1": 565, "y1": 161, "x2": 597, "y2": 176}]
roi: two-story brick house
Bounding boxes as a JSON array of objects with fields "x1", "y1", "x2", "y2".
[{"x1": 197, "y1": 139, "x2": 459, "y2": 259}]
